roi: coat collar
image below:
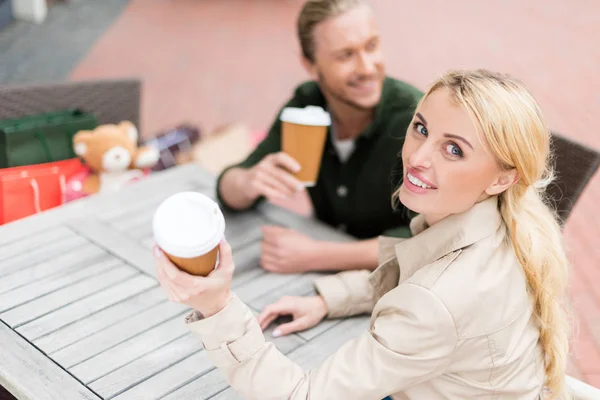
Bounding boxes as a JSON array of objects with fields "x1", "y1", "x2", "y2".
[{"x1": 395, "y1": 196, "x2": 502, "y2": 282}]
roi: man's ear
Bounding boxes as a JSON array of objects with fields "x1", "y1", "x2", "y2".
[
  {"x1": 300, "y1": 55, "x2": 318, "y2": 80},
  {"x1": 119, "y1": 121, "x2": 138, "y2": 143},
  {"x1": 485, "y1": 168, "x2": 520, "y2": 196},
  {"x1": 73, "y1": 130, "x2": 93, "y2": 156}
]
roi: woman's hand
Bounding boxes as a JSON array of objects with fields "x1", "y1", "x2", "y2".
[
  {"x1": 257, "y1": 295, "x2": 328, "y2": 337},
  {"x1": 155, "y1": 240, "x2": 235, "y2": 318}
]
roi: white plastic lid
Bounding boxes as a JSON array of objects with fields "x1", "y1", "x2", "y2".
[
  {"x1": 280, "y1": 106, "x2": 331, "y2": 126},
  {"x1": 152, "y1": 192, "x2": 225, "y2": 258}
]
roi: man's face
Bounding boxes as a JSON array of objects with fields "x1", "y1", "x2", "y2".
[{"x1": 306, "y1": 4, "x2": 385, "y2": 111}]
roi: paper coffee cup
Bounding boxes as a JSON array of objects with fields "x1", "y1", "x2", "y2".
[
  {"x1": 153, "y1": 191, "x2": 225, "y2": 276},
  {"x1": 280, "y1": 106, "x2": 331, "y2": 186}
]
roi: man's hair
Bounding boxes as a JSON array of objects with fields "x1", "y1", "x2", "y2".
[{"x1": 297, "y1": 0, "x2": 365, "y2": 63}]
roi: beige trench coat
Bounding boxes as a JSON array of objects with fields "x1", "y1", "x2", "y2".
[{"x1": 187, "y1": 196, "x2": 544, "y2": 399}]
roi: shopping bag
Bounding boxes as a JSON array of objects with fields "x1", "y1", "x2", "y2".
[
  {"x1": 0, "y1": 158, "x2": 84, "y2": 225},
  {"x1": 0, "y1": 109, "x2": 97, "y2": 168}
]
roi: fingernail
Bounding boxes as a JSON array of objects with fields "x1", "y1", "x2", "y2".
[
  {"x1": 272, "y1": 329, "x2": 282, "y2": 337},
  {"x1": 296, "y1": 183, "x2": 304, "y2": 191},
  {"x1": 294, "y1": 164, "x2": 301, "y2": 173}
]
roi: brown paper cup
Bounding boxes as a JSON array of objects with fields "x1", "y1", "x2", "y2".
[
  {"x1": 153, "y1": 192, "x2": 225, "y2": 277},
  {"x1": 164, "y1": 245, "x2": 219, "y2": 277},
  {"x1": 282, "y1": 121, "x2": 328, "y2": 186},
  {"x1": 280, "y1": 106, "x2": 331, "y2": 187}
]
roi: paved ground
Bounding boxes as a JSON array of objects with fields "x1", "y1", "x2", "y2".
[
  {"x1": 0, "y1": 0, "x2": 128, "y2": 84},
  {"x1": 1, "y1": 0, "x2": 600, "y2": 389}
]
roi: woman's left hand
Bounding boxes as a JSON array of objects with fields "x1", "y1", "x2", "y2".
[{"x1": 154, "y1": 240, "x2": 235, "y2": 318}]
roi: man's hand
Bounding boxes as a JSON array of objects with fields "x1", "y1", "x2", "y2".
[
  {"x1": 260, "y1": 225, "x2": 319, "y2": 273},
  {"x1": 244, "y1": 152, "x2": 304, "y2": 203}
]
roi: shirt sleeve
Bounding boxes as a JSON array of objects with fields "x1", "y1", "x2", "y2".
[{"x1": 215, "y1": 91, "x2": 306, "y2": 211}]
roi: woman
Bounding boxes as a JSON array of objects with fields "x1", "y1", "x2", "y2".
[{"x1": 155, "y1": 69, "x2": 571, "y2": 399}]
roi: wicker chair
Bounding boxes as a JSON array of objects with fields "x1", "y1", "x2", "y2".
[
  {"x1": 547, "y1": 132, "x2": 600, "y2": 224},
  {"x1": 0, "y1": 78, "x2": 141, "y2": 132}
]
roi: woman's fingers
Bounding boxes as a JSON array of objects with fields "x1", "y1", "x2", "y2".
[{"x1": 273, "y1": 317, "x2": 311, "y2": 337}]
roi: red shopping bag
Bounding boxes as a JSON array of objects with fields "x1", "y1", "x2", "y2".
[{"x1": 0, "y1": 158, "x2": 84, "y2": 225}]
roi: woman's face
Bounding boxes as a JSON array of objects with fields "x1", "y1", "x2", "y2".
[{"x1": 399, "y1": 88, "x2": 517, "y2": 225}]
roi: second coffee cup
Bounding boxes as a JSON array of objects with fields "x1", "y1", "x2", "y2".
[
  {"x1": 280, "y1": 106, "x2": 331, "y2": 187},
  {"x1": 153, "y1": 191, "x2": 225, "y2": 276}
]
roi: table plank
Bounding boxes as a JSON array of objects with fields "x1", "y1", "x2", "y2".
[
  {"x1": 0, "y1": 233, "x2": 87, "y2": 277},
  {"x1": 90, "y1": 334, "x2": 202, "y2": 399},
  {"x1": 93, "y1": 168, "x2": 213, "y2": 222},
  {"x1": 16, "y1": 274, "x2": 157, "y2": 340},
  {"x1": 53, "y1": 300, "x2": 188, "y2": 369},
  {"x1": 68, "y1": 219, "x2": 156, "y2": 277},
  {"x1": 36, "y1": 287, "x2": 166, "y2": 354},
  {"x1": 71, "y1": 311, "x2": 191, "y2": 384},
  {"x1": 0, "y1": 256, "x2": 121, "y2": 313},
  {"x1": 1, "y1": 260, "x2": 132, "y2": 328},
  {"x1": 113, "y1": 350, "x2": 214, "y2": 400},
  {"x1": 258, "y1": 202, "x2": 354, "y2": 243},
  {"x1": 161, "y1": 367, "x2": 230, "y2": 400},
  {"x1": 0, "y1": 244, "x2": 108, "y2": 295},
  {"x1": 0, "y1": 226, "x2": 74, "y2": 262},
  {"x1": 0, "y1": 321, "x2": 101, "y2": 400}
]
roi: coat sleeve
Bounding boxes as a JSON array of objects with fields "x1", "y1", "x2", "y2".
[{"x1": 187, "y1": 283, "x2": 458, "y2": 400}]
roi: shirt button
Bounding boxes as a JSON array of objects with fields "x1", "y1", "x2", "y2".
[
  {"x1": 338, "y1": 224, "x2": 347, "y2": 232},
  {"x1": 337, "y1": 185, "x2": 348, "y2": 197}
]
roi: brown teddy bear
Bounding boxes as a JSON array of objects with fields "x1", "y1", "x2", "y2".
[{"x1": 72, "y1": 121, "x2": 159, "y2": 194}]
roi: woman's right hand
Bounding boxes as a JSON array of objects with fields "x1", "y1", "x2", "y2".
[{"x1": 257, "y1": 295, "x2": 328, "y2": 337}]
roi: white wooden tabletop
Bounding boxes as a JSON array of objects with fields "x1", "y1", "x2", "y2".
[
  {"x1": 2, "y1": 163, "x2": 597, "y2": 400},
  {"x1": 0, "y1": 164, "x2": 368, "y2": 400}
]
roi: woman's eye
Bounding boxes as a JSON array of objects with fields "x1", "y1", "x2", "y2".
[
  {"x1": 445, "y1": 143, "x2": 463, "y2": 157},
  {"x1": 414, "y1": 123, "x2": 427, "y2": 136}
]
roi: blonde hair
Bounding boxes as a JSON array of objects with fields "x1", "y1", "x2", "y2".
[
  {"x1": 297, "y1": 0, "x2": 365, "y2": 62},
  {"x1": 415, "y1": 70, "x2": 570, "y2": 398}
]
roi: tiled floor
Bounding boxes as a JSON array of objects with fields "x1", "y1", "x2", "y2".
[
  {"x1": 5, "y1": 0, "x2": 600, "y2": 388},
  {"x1": 0, "y1": 0, "x2": 128, "y2": 84}
]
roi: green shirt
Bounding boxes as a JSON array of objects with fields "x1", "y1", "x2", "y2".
[{"x1": 217, "y1": 77, "x2": 423, "y2": 239}]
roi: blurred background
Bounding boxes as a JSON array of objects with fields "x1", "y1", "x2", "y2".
[{"x1": 1, "y1": 0, "x2": 599, "y2": 387}]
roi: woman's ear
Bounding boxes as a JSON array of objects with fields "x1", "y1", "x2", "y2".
[{"x1": 485, "y1": 168, "x2": 520, "y2": 196}]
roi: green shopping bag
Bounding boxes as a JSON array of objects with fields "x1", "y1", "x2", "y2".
[{"x1": 0, "y1": 109, "x2": 98, "y2": 168}]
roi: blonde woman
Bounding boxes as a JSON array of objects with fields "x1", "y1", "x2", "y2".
[{"x1": 155, "y1": 69, "x2": 570, "y2": 399}]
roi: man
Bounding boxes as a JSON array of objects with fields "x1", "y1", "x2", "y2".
[{"x1": 217, "y1": 0, "x2": 422, "y2": 273}]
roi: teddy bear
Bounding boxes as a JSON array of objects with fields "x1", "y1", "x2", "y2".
[{"x1": 71, "y1": 121, "x2": 159, "y2": 194}]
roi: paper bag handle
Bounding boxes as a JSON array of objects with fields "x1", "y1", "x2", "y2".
[{"x1": 25, "y1": 169, "x2": 67, "y2": 214}]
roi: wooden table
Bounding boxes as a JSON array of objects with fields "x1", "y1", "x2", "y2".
[{"x1": 0, "y1": 164, "x2": 369, "y2": 400}]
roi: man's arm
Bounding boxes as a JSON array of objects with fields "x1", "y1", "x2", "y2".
[
  {"x1": 217, "y1": 89, "x2": 308, "y2": 211},
  {"x1": 311, "y1": 238, "x2": 379, "y2": 271},
  {"x1": 261, "y1": 227, "x2": 379, "y2": 273},
  {"x1": 218, "y1": 167, "x2": 256, "y2": 210}
]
